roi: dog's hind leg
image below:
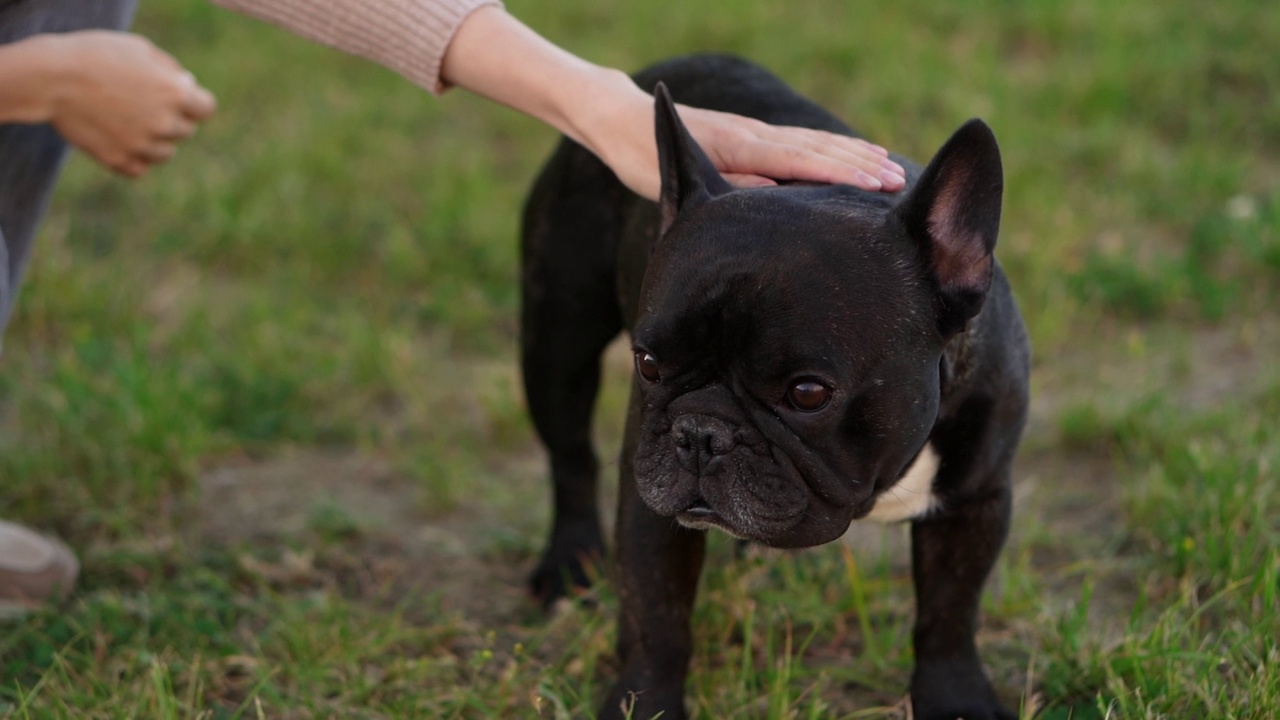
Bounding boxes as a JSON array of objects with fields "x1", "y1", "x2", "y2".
[{"x1": 520, "y1": 140, "x2": 628, "y2": 606}]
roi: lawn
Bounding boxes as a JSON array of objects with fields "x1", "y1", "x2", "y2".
[{"x1": 2, "y1": 0, "x2": 1277, "y2": 717}]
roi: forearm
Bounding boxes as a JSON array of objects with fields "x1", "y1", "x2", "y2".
[
  {"x1": 2, "y1": 31, "x2": 215, "y2": 177},
  {"x1": 211, "y1": 0, "x2": 904, "y2": 199},
  {"x1": 440, "y1": 7, "x2": 652, "y2": 178},
  {"x1": 208, "y1": 0, "x2": 500, "y2": 94}
]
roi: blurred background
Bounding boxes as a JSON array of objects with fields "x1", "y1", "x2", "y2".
[{"x1": 2, "y1": 0, "x2": 1277, "y2": 717}]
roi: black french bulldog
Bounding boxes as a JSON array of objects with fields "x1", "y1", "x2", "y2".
[{"x1": 519, "y1": 54, "x2": 1029, "y2": 720}]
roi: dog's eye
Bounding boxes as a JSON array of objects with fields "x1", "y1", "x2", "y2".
[
  {"x1": 635, "y1": 351, "x2": 661, "y2": 383},
  {"x1": 787, "y1": 380, "x2": 831, "y2": 412}
]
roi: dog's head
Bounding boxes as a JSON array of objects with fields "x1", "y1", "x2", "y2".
[{"x1": 629, "y1": 85, "x2": 1003, "y2": 547}]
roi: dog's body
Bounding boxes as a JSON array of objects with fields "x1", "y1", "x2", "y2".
[{"x1": 520, "y1": 55, "x2": 1029, "y2": 720}]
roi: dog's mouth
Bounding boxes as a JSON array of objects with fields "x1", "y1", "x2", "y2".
[
  {"x1": 675, "y1": 498, "x2": 746, "y2": 538},
  {"x1": 676, "y1": 498, "x2": 715, "y2": 523}
]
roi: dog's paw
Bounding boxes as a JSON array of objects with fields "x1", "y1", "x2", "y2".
[
  {"x1": 598, "y1": 682, "x2": 687, "y2": 720},
  {"x1": 910, "y1": 660, "x2": 1016, "y2": 720},
  {"x1": 910, "y1": 701, "x2": 1017, "y2": 720},
  {"x1": 527, "y1": 523, "x2": 604, "y2": 608}
]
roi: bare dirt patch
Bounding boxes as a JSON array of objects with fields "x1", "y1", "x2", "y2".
[{"x1": 199, "y1": 448, "x2": 544, "y2": 629}]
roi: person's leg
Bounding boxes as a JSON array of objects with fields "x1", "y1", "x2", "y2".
[
  {"x1": 0, "y1": 0, "x2": 139, "y2": 610},
  {"x1": 0, "y1": 123, "x2": 70, "y2": 352}
]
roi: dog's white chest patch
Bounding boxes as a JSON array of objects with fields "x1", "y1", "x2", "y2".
[{"x1": 864, "y1": 443, "x2": 941, "y2": 523}]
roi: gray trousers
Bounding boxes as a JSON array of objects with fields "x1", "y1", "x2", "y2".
[{"x1": 0, "y1": 0, "x2": 138, "y2": 354}]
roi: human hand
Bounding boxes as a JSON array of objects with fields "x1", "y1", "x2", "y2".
[
  {"x1": 648, "y1": 101, "x2": 905, "y2": 198},
  {"x1": 39, "y1": 31, "x2": 216, "y2": 177},
  {"x1": 440, "y1": 8, "x2": 905, "y2": 203},
  {"x1": 565, "y1": 75, "x2": 906, "y2": 202}
]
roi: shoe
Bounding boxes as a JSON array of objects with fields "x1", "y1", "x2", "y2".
[{"x1": 0, "y1": 520, "x2": 79, "y2": 616}]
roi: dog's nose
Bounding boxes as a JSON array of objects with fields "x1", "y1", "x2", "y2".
[{"x1": 672, "y1": 415, "x2": 735, "y2": 473}]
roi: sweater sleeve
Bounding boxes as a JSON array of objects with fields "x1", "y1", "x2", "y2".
[{"x1": 208, "y1": 0, "x2": 503, "y2": 95}]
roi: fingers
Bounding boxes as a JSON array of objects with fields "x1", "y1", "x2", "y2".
[
  {"x1": 93, "y1": 114, "x2": 193, "y2": 178},
  {"x1": 116, "y1": 158, "x2": 150, "y2": 179},
  {"x1": 805, "y1": 133, "x2": 907, "y2": 189},
  {"x1": 719, "y1": 173, "x2": 778, "y2": 189},
  {"x1": 730, "y1": 127, "x2": 906, "y2": 192},
  {"x1": 135, "y1": 141, "x2": 178, "y2": 164},
  {"x1": 98, "y1": 140, "x2": 178, "y2": 178},
  {"x1": 155, "y1": 116, "x2": 198, "y2": 142},
  {"x1": 680, "y1": 106, "x2": 908, "y2": 193},
  {"x1": 48, "y1": 31, "x2": 217, "y2": 180},
  {"x1": 178, "y1": 72, "x2": 218, "y2": 120},
  {"x1": 139, "y1": 41, "x2": 216, "y2": 121},
  {"x1": 113, "y1": 85, "x2": 207, "y2": 178},
  {"x1": 741, "y1": 137, "x2": 905, "y2": 192}
]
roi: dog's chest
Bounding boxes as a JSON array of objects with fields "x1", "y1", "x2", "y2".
[{"x1": 863, "y1": 443, "x2": 941, "y2": 523}]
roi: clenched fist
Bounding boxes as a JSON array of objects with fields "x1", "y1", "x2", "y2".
[{"x1": 0, "y1": 31, "x2": 216, "y2": 177}]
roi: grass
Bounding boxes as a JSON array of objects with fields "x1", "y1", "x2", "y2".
[{"x1": 2, "y1": 0, "x2": 1278, "y2": 717}]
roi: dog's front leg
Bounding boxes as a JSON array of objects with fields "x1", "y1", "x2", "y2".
[
  {"x1": 601, "y1": 401, "x2": 706, "y2": 720},
  {"x1": 908, "y1": 484, "x2": 1016, "y2": 720}
]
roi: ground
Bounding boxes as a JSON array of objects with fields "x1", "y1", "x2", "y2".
[{"x1": 2, "y1": 0, "x2": 1278, "y2": 717}]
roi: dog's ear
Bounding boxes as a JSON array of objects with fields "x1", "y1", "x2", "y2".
[
  {"x1": 894, "y1": 119, "x2": 1003, "y2": 336},
  {"x1": 654, "y1": 82, "x2": 731, "y2": 238}
]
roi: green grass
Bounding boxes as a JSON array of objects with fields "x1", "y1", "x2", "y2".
[
  {"x1": 2, "y1": 0, "x2": 1278, "y2": 717},
  {"x1": 1038, "y1": 383, "x2": 1280, "y2": 718}
]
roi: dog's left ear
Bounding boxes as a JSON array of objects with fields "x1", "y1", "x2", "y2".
[
  {"x1": 895, "y1": 119, "x2": 1003, "y2": 336},
  {"x1": 653, "y1": 82, "x2": 732, "y2": 238}
]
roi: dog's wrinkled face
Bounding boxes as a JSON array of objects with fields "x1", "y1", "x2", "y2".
[
  {"x1": 632, "y1": 191, "x2": 943, "y2": 547},
  {"x1": 630, "y1": 87, "x2": 1003, "y2": 548}
]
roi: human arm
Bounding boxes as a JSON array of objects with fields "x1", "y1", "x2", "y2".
[
  {"x1": 209, "y1": 0, "x2": 905, "y2": 199},
  {"x1": 440, "y1": 6, "x2": 905, "y2": 200},
  {"x1": 0, "y1": 31, "x2": 216, "y2": 177}
]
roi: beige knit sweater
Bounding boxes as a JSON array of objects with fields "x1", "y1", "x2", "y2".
[{"x1": 210, "y1": 0, "x2": 503, "y2": 94}]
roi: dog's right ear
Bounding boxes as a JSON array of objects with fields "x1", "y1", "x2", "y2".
[{"x1": 654, "y1": 82, "x2": 731, "y2": 238}]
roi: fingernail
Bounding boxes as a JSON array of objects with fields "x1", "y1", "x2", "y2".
[
  {"x1": 880, "y1": 170, "x2": 906, "y2": 189},
  {"x1": 857, "y1": 171, "x2": 883, "y2": 190}
]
